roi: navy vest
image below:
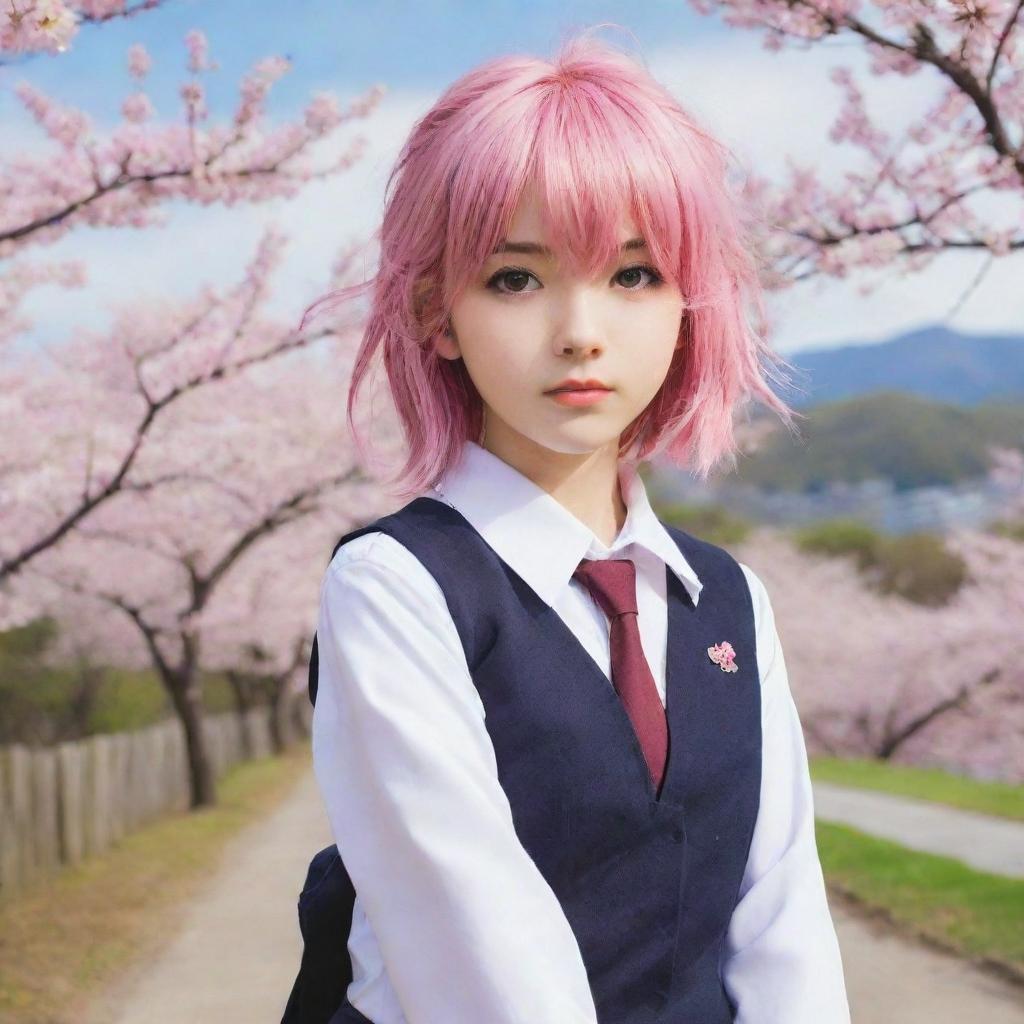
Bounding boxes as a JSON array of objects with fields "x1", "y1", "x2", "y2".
[{"x1": 281, "y1": 496, "x2": 762, "y2": 1024}]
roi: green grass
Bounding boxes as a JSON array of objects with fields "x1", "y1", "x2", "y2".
[
  {"x1": 0, "y1": 741, "x2": 312, "y2": 1024},
  {"x1": 818, "y1": 820, "x2": 1024, "y2": 979},
  {"x1": 810, "y1": 755, "x2": 1024, "y2": 822}
]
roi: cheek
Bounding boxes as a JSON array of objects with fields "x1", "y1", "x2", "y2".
[
  {"x1": 455, "y1": 301, "x2": 538, "y2": 382},
  {"x1": 620, "y1": 305, "x2": 683, "y2": 393},
  {"x1": 626, "y1": 303, "x2": 683, "y2": 358},
  {"x1": 454, "y1": 319, "x2": 528, "y2": 398}
]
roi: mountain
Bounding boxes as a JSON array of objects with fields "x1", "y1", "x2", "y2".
[
  {"x1": 779, "y1": 326, "x2": 1024, "y2": 408},
  {"x1": 737, "y1": 391, "x2": 1024, "y2": 492}
]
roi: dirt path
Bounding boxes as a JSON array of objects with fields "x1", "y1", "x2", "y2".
[
  {"x1": 813, "y1": 781, "x2": 1024, "y2": 877},
  {"x1": 83, "y1": 770, "x2": 334, "y2": 1024},
  {"x1": 84, "y1": 769, "x2": 1024, "y2": 1023}
]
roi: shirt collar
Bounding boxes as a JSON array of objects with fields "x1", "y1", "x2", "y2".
[{"x1": 427, "y1": 439, "x2": 703, "y2": 609}]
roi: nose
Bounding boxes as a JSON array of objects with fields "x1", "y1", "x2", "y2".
[{"x1": 551, "y1": 288, "x2": 606, "y2": 358}]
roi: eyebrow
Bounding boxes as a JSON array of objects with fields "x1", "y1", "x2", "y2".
[{"x1": 490, "y1": 237, "x2": 649, "y2": 257}]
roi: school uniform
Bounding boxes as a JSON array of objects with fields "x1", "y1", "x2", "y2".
[{"x1": 281, "y1": 439, "x2": 850, "y2": 1024}]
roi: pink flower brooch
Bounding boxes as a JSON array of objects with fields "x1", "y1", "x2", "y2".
[{"x1": 707, "y1": 640, "x2": 739, "y2": 673}]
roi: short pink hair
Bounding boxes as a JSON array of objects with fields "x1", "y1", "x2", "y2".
[{"x1": 302, "y1": 29, "x2": 801, "y2": 501}]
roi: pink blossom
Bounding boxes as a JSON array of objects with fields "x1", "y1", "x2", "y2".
[
  {"x1": 121, "y1": 91, "x2": 154, "y2": 124},
  {"x1": 127, "y1": 42, "x2": 152, "y2": 79},
  {"x1": 683, "y1": 0, "x2": 1024, "y2": 290}
]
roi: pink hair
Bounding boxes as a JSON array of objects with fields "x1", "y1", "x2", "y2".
[{"x1": 300, "y1": 28, "x2": 803, "y2": 502}]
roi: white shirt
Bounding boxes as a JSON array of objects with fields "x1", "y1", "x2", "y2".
[{"x1": 311, "y1": 439, "x2": 851, "y2": 1024}]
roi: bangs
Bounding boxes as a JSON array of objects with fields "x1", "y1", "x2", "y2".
[{"x1": 440, "y1": 69, "x2": 709, "y2": 301}]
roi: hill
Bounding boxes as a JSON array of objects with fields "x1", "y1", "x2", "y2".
[
  {"x1": 781, "y1": 327, "x2": 1024, "y2": 408},
  {"x1": 738, "y1": 391, "x2": 1024, "y2": 492}
]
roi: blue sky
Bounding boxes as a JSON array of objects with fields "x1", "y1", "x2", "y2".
[
  {"x1": 2, "y1": 1, "x2": 726, "y2": 113},
  {"x1": 3, "y1": 0, "x2": 1021, "y2": 355}
]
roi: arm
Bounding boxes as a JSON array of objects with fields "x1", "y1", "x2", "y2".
[
  {"x1": 311, "y1": 532, "x2": 600, "y2": 1024},
  {"x1": 720, "y1": 563, "x2": 852, "y2": 1024}
]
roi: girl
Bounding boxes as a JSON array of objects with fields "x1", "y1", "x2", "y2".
[{"x1": 282, "y1": 29, "x2": 851, "y2": 1024}]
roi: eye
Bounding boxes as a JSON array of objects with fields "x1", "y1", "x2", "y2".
[
  {"x1": 616, "y1": 264, "x2": 663, "y2": 289},
  {"x1": 486, "y1": 268, "x2": 540, "y2": 295},
  {"x1": 485, "y1": 262, "x2": 665, "y2": 296}
]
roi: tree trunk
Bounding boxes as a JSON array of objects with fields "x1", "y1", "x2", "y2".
[
  {"x1": 226, "y1": 670, "x2": 257, "y2": 760},
  {"x1": 290, "y1": 690, "x2": 311, "y2": 741},
  {"x1": 268, "y1": 677, "x2": 294, "y2": 754},
  {"x1": 66, "y1": 660, "x2": 106, "y2": 740},
  {"x1": 168, "y1": 670, "x2": 217, "y2": 809}
]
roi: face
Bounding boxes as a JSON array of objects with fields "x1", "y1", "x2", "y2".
[{"x1": 435, "y1": 182, "x2": 685, "y2": 464}]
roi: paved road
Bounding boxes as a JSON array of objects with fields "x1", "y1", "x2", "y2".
[
  {"x1": 85, "y1": 769, "x2": 1024, "y2": 1023},
  {"x1": 813, "y1": 781, "x2": 1024, "y2": 877}
]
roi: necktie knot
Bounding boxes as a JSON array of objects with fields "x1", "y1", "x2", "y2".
[{"x1": 572, "y1": 557, "x2": 639, "y2": 619}]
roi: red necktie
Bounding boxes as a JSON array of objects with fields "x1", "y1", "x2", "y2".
[{"x1": 572, "y1": 557, "x2": 668, "y2": 793}]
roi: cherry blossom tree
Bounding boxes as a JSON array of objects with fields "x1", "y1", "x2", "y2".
[
  {"x1": 204, "y1": 523, "x2": 333, "y2": 758},
  {"x1": 0, "y1": 18, "x2": 399, "y2": 803},
  {"x1": 19, "y1": 317, "x2": 401, "y2": 807},
  {"x1": 686, "y1": 0, "x2": 1024, "y2": 301},
  {"x1": 986, "y1": 443, "x2": 1024, "y2": 514},
  {"x1": 2, "y1": 31, "x2": 383, "y2": 262},
  {"x1": 733, "y1": 523, "x2": 1024, "y2": 782},
  {"x1": 1, "y1": 28, "x2": 383, "y2": 349},
  {"x1": 1, "y1": 24, "x2": 385, "y2": 587},
  {"x1": 0, "y1": 228, "x2": 373, "y2": 608}
]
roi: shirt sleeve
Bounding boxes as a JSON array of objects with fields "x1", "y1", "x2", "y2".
[
  {"x1": 311, "y1": 532, "x2": 600, "y2": 1024},
  {"x1": 720, "y1": 562, "x2": 852, "y2": 1024}
]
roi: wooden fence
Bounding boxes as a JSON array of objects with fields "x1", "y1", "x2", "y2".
[{"x1": 0, "y1": 701, "x2": 313, "y2": 901}]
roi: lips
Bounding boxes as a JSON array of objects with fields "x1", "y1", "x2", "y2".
[{"x1": 546, "y1": 379, "x2": 611, "y2": 393}]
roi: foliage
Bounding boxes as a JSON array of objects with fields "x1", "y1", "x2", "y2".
[
  {"x1": 793, "y1": 518, "x2": 883, "y2": 566},
  {"x1": 734, "y1": 526, "x2": 1024, "y2": 780},
  {"x1": 794, "y1": 518, "x2": 969, "y2": 605},
  {"x1": 0, "y1": 613, "x2": 244, "y2": 742},
  {"x1": 656, "y1": 500, "x2": 754, "y2": 546},
  {"x1": 735, "y1": 392, "x2": 1024, "y2": 492}
]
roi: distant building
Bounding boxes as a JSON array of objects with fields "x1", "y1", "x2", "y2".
[{"x1": 650, "y1": 471, "x2": 1021, "y2": 535}]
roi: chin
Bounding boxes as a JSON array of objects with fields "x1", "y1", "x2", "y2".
[{"x1": 532, "y1": 427, "x2": 627, "y2": 457}]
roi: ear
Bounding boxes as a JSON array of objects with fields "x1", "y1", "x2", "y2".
[{"x1": 434, "y1": 320, "x2": 460, "y2": 360}]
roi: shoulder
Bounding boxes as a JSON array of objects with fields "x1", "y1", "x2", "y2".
[
  {"x1": 325, "y1": 529, "x2": 428, "y2": 577},
  {"x1": 316, "y1": 528, "x2": 471, "y2": 682},
  {"x1": 320, "y1": 529, "x2": 451, "y2": 621}
]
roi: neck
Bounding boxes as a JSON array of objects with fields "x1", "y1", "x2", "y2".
[{"x1": 480, "y1": 422, "x2": 627, "y2": 548}]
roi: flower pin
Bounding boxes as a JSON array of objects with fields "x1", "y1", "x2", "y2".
[{"x1": 707, "y1": 640, "x2": 739, "y2": 673}]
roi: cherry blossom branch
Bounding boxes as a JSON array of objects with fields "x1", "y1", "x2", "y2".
[
  {"x1": 689, "y1": 0, "x2": 1024, "y2": 287},
  {"x1": 877, "y1": 666, "x2": 1002, "y2": 758},
  {"x1": 1, "y1": 0, "x2": 164, "y2": 60},
  {"x1": 0, "y1": 32, "x2": 385, "y2": 257},
  {"x1": 0, "y1": 228, "x2": 366, "y2": 584}
]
